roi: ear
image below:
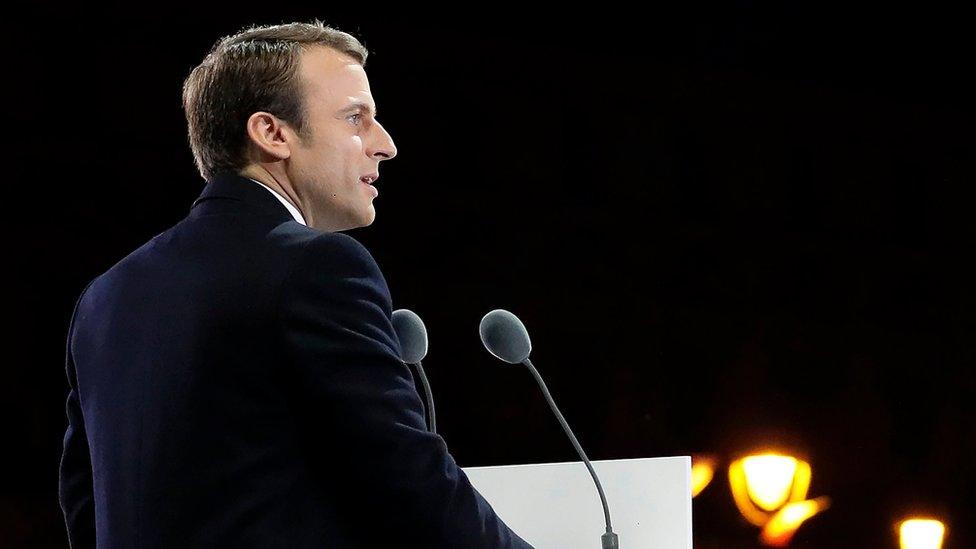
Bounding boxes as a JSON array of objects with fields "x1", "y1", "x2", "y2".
[{"x1": 245, "y1": 111, "x2": 295, "y2": 161}]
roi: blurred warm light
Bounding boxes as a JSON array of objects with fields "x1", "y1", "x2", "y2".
[
  {"x1": 742, "y1": 455, "x2": 799, "y2": 511},
  {"x1": 691, "y1": 455, "x2": 716, "y2": 497},
  {"x1": 899, "y1": 518, "x2": 946, "y2": 549},
  {"x1": 760, "y1": 497, "x2": 831, "y2": 547},
  {"x1": 728, "y1": 450, "x2": 826, "y2": 546},
  {"x1": 728, "y1": 453, "x2": 812, "y2": 527}
]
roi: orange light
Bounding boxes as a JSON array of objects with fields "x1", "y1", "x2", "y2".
[
  {"x1": 728, "y1": 453, "x2": 811, "y2": 527},
  {"x1": 728, "y1": 450, "x2": 827, "y2": 546},
  {"x1": 691, "y1": 455, "x2": 716, "y2": 497},
  {"x1": 742, "y1": 455, "x2": 800, "y2": 510},
  {"x1": 899, "y1": 518, "x2": 946, "y2": 549},
  {"x1": 760, "y1": 497, "x2": 831, "y2": 547}
]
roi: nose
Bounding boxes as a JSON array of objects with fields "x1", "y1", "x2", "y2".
[{"x1": 367, "y1": 120, "x2": 397, "y2": 161}]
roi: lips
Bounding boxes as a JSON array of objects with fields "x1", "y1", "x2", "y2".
[{"x1": 360, "y1": 172, "x2": 380, "y2": 198}]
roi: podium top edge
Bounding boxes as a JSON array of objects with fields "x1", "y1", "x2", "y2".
[{"x1": 461, "y1": 455, "x2": 691, "y2": 471}]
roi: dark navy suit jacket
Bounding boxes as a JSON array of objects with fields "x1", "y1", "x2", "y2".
[{"x1": 58, "y1": 173, "x2": 532, "y2": 548}]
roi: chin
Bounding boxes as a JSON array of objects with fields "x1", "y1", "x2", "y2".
[
  {"x1": 340, "y1": 212, "x2": 375, "y2": 231},
  {"x1": 359, "y1": 207, "x2": 377, "y2": 226}
]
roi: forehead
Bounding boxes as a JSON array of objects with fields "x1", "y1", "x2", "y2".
[{"x1": 298, "y1": 46, "x2": 372, "y2": 108}]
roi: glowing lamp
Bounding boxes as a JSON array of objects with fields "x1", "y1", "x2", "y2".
[
  {"x1": 899, "y1": 518, "x2": 946, "y2": 549},
  {"x1": 691, "y1": 455, "x2": 716, "y2": 498},
  {"x1": 728, "y1": 452, "x2": 828, "y2": 546},
  {"x1": 760, "y1": 497, "x2": 831, "y2": 547}
]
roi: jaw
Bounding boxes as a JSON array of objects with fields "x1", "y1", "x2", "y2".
[{"x1": 311, "y1": 204, "x2": 376, "y2": 232}]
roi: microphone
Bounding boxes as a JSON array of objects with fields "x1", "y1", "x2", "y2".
[
  {"x1": 479, "y1": 309, "x2": 620, "y2": 549},
  {"x1": 392, "y1": 309, "x2": 436, "y2": 434}
]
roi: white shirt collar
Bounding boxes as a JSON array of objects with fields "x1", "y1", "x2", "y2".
[{"x1": 246, "y1": 177, "x2": 307, "y2": 226}]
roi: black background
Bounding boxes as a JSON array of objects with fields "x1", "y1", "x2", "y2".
[{"x1": 7, "y1": 4, "x2": 974, "y2": 548}]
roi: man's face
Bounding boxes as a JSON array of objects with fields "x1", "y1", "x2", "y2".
[{"x1": 286, "y1": 46, "x2": 397, "y2": 231}]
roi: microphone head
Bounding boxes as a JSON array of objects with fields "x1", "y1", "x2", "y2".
[
  {"x1": 392, "y1": 309, "x2": 428, "y2": 364},
  {"x1": 479, "y1": 309, "x2": 532, "y2": 364}
]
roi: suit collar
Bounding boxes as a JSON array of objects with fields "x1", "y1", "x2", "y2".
[{"x1": 189, "y1": 172, "x2": 296, "y2": 225}]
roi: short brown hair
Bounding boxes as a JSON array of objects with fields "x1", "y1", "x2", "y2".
[{"x1": 182, "y1": 20, "x2": 369, "y2": 181}]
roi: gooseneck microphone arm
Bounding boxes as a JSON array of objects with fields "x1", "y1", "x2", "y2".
[
  {"x1": 479, "y1": 308, "x2": 618, "y2": 547},
  {"x1": 413, "y1": 360, "x2": 437, "y2": 434},
  {"x1": 522, "y1": 357, "x2": 618, "y2": 549},
  {"x1": 391, "y1": 309, "x2": 437, "y2": 434}
]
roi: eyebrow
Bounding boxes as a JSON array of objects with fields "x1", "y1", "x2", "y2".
[{"x1": 337, "y1": 101, "x2": 378, "y2": 119}]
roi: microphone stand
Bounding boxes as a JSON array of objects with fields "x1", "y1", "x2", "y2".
[
  {"x1": 522, "y1": 357, "x2": 619, "y2": 549},
  {"x1": 413, "y1": 360, "x2": 437, "y2": 434}
]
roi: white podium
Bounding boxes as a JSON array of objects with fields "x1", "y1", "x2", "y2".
[{"x1": 463, "y1": 456, "x2": 692, "y2": 548}]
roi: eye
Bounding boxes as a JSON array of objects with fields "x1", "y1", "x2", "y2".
[{"x1": 348, "y1": 113, "x2": 363, "y2": 125}]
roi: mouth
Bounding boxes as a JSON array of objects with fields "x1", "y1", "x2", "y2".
[{"x1": 360, "y1": 173, "x2": 379, "y2": 197}]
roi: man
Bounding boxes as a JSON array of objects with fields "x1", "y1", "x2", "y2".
[{"x1": 59, "y1": 21, "x2": 532, "y2": 548}]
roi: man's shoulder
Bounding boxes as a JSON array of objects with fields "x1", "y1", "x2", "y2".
[
  {"x1": 78, "y1": 219, "x2": 388, "y2": 320},
  {"x1": 274, "y1": 228, "x2": 394, "y2": 315},
  {"x1": 269, "y1": 226, "x2": 385, "y2": 279}
]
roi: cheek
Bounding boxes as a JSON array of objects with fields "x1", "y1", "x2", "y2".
[
  {"x1": 349, "y1": 135, "x2": 365, "y2": 153},
  {"x1": 295, "y1": 130, "x2": 366, "y2": 182},
  {"x1": 340, "y1": 136, "x2": 366, "y2": 173}
]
